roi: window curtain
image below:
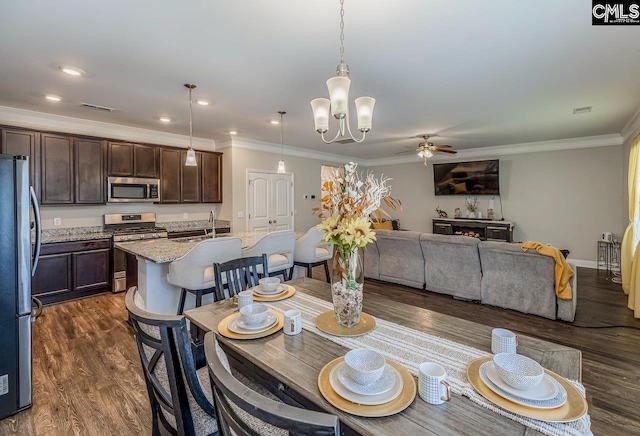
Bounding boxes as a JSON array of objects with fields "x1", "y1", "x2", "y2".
[{"x1": 621, "y1": 134, "x2": 640, "y2": 317}]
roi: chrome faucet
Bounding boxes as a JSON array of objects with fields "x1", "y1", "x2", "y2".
[{"x1": 205, "y1": 209, "x2": 216, "y2": 238}]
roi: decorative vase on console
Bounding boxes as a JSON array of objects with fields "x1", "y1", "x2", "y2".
[
  {"x1": 314, "y1": 162, "x2": 400, "y2": 328},
  {"x1": 465, "y1": 196, "x2": 479, "y2": 220}
]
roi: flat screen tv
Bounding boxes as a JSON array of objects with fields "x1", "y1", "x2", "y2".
[{"x1": 433, "y1": 159, "x2": 500, "y2": 196}]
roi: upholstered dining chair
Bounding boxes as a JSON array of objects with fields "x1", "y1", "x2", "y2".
[
  {"x1": 213, "y1": 255, "x2": 268, "y2": 301},
  {"x1": 290, "y1": 227, "x2": 333, "y2": 282},
  {"x1": 167, "y1": 237, "x2": 242, "y2": 315},
  {"x1": 204, "y1": 331, "x2": 341, "y2": 436},
  {"x1": 241, "y1": 230, "x2": 295, "y2": 281}
]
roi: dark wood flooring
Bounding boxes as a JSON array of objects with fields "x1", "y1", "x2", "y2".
[{"x1": 0, "y1": 267, "x2": 638, "y2": 435}]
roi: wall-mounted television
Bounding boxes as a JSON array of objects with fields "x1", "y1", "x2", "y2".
[{"x1": 433, "y1": 159, "x2": 500, "y2": 196}]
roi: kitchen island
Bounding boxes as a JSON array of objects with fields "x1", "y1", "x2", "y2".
[{"x1": 116, "y1": 231, "x2": 303, "y2": 314}]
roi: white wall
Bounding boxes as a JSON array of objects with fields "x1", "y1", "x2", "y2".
[{"x1": 368, "y1": 145, "x2": 625, "y2": 262}]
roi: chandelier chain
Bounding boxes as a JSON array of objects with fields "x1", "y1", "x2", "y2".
[
  {"x1": 339, "y1": 0, "x2": 345, "y2": 64},
  {"x1": 188, "y1": 87, "x2": 193, "y2": 149},
  {"x1": 280, "y1": 112, "x2": 284, "y2": 159}
]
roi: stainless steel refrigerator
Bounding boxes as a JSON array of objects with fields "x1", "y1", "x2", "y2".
[{"x1": 0, "y1": 154, "x2": 41, "y2": 419}]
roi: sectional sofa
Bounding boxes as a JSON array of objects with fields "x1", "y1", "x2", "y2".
[{"x1": 364, "y1": 230, "x2": 577, "y2": 322}]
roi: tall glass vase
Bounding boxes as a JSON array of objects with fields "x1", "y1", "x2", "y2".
[{"x1": 330, "y1": 247, "x2": 364, "y2": 328}]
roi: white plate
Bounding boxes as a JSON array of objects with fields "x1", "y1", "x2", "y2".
[
  {"x1": 485, "y1": 361, "x2": 557, "y2": 401},
  {"x1": 329, "y1": 362, "x2": 403, "y2": 406},
  {"x1": 480, "y1": 362, "x2": 567, "y2": 409},
  {"x1": 337, "y1": 363, "x2": 396, "y2": 396},
  {"x1": 253, "y1": 284, "x2": 288, "y2": 296},
  {"x1": 228, "y1": 313, "x2": 278, "y2": 334}
]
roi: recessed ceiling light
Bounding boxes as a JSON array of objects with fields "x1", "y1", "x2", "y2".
[
  {"x1": 573, "y1": 106, "x2": 592, "y2": 115},
  {"x1": 196, "y1": 99, "x2": 210, "y2": 106},
  {"x1": 45, "y1": 95, "x2": 62, "y2": 102},
  {"x1": 159, "y1": 117, "x2": 172, "y2": 123},
  {"x1": 229, "y1": 131, "x2": 238, "y2": 135},
  {"x1": 58, "y1": 66, "x2": 85, "y2": 76},
  {"x1": 270, "y1": 120, "x2": 280, "y2": 125}
]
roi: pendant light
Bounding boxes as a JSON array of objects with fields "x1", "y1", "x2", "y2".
[
  {"x1": 184, "y1": 83, "x2": 197, "y2": 167},
  {"x1": 277, "y1": 111, "x2": 286, "y2": 174}
]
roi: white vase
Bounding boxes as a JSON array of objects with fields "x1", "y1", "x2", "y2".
[{"x1": 467, "y1": 211, "x2": 476, "y2": 219}]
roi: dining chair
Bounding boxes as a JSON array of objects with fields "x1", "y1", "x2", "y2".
[
  {"x1": 203, "y1": 331, "x2": 341, "y2": 436},
  {"x1": 290, "y1": 227, "x2": 333, "y2": 282},
  {"x1": 125, "y1": 287, "x2": 219, "y2": 436},
  {"x1": 167, "y1": 237, "x2": 242, "y2": 315},
  {"x1": 241, "y1": 230, "x2": 295, "y2": 281},
  {"x1": 213, "y1": 255, "x2": 268, "y2": 301}
]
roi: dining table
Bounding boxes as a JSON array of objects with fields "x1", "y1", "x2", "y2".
[{"x1": 184, "y1": 277, "x2": 583, "y2": 436}]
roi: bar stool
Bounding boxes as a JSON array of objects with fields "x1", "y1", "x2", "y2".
[
  {"x1": 290, "y1": 227, "x2": 333, "y2": 282},
  {"x1": 167, "y1": 237, "x2": 242, "y2": 315},
  {"x1": 241, "y1": 230, "x2": 295, "y2": 281}
]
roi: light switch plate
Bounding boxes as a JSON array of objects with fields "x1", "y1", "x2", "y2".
[
  {"x1": 53, "y1": 217, "x2": 61, "y2": 226},
  {"x1": 237, "y1": 211, "x2": 244, "y2": 218},
  {"x1": 183, "y1": 213, "x2": 188, "y2": 219}
]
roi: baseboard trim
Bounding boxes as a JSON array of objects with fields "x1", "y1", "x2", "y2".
[{"x1": 569, "y1": 259, "x2": 598, "y2": 269}]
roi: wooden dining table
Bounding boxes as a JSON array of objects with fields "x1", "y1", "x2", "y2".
[{"x1": 184, "y1": 277, "x2": 582, "y2": 436}]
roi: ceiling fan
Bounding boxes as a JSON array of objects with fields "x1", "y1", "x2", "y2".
[{"x1": 395, "y1": 135, "x2": 457, "y2": 166}]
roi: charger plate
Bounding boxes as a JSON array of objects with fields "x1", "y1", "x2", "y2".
[
  {"x1": 315, "y1": 311, "x2": 376, "y2": 337},
  {"x1": 217, "y1": 310, "x2": 284, "y2": 340},
  {"x1": 467, "y1": 357, "x2": 588, "y2": 423},
  {"x1": 318, "y1": 356, "x2": 416, "y2": 417},
  {"x1": 252, "y1": 285, "x2": 296, "y2": 302}
]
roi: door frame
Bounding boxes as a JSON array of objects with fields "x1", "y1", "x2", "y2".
[{"x1": 246, "y1": 169, "x2": 295, "y2": 232}]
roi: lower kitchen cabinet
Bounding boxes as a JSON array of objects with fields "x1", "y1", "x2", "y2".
[{"x1": 32, "y1": 239, "x2": 111, "y2": 304}]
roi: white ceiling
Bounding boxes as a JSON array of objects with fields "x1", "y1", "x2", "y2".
[{"x1": 1, "y1": 0, "x2": 639, "y2": 160}]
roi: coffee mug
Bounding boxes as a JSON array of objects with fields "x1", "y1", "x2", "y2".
[
  {"x1": 284, "y1": 309, "x2": 302, "y2": 335},
  {"x1": 237, "y1": 290, "x2": 253, "y2": 310},
  {"x1": 491, "y1": 328, "x2": 518, "y2": 354},
  {"x1": 418, "y1": 362, "x2": 451, "y2": 405}
]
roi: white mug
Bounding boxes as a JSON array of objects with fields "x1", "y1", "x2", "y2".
[
  {"x1": 283, "y1": 309, "x2": 302, "y2": 335},
  {"x1": 491, "y1": 328, "x2": 518, "y2": 354},
  {"x1": 418, "y1": 362, "x2": 451, "y2": 405},
  {"x1": 237, "y1": 290, "x2": 253, "y2": 310}
]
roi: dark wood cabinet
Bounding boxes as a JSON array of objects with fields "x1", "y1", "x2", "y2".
[
  {"x1": 134, "y1": 144, "x2": 159, "y2": 178},
  {"x1": 31, "y1": 239, "x2": 111, "y2": 305},
  {"x1": 181, "y1": 150, "x2": 202, "y2": 203},
  {"x1": 1, "y1": 129, "x2": 40, "y2": 199},
  {"x1": 202, "y1": 152, "x2": 223, "y2": 203},
  {"x1": 432, "y1": 218, "x2": 514, "y2": 242},
  {"x1": 160, "y1": 147, "x2": 181, "y2": 203},
  {"x1": 41, "y1": 134, "x2": 74, "y2": 204},
  {"x1": 108, "y1": 142, "x2": 159, "y2": 178},
  {"x1": 75, "y1": 139, "x2": 105, "y2": 204},
  {"x1": 107, "y1": 142, "x2": 134, "y2": 176}
]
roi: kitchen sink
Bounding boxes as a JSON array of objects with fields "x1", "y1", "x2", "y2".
[{"x1": 174, "y1": 234, "x2": 229, "y2": 243}]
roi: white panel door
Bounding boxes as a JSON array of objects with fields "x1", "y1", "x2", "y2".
[
  {"x1": 247, "y1": 171, "x2": 294, "y2": 232},
  {"x1": 248, "y1": 173, "x2": 271, "y2": 232},
  {"x1": 272, "y1": 174, "x2": 292, "y2": 230}
]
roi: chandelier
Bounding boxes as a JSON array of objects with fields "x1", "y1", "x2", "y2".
[
  {"x1": 184, "y1": 83, "x2": 197, "y2": 166},
  {"x1": 310, "y1": 0, "x2": 375, "y2": 144}
]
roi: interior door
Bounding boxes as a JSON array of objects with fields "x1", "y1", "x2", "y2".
[{"x1": 247, "y1": 171, "x2": 293, "y2": 232}]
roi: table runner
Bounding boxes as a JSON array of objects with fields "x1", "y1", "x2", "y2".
[{"x1": 265, "y1": 292, "x2": 592, "y2": 436}]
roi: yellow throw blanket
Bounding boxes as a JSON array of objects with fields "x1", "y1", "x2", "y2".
[{"x1": 521, "y1": 241, "x2": 574, "y2": 300}]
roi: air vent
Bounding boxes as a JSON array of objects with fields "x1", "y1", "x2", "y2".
[
  {"x1": 81, "y1": 103, "x2": 115, "y2": 112},
  {"x1": 336, "y1": 138, "x2": 355, "y2": 144},
  {"x1": 573, "y1": 106, "x2": 592, "y2": 115}
]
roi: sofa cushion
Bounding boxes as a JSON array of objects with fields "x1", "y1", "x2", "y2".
[
  {"x1": 375, "y1": 230, "x2": 424, "y2": 288},
  {"x1": 420, "y1": 234, "x2": 482, "y2": 300},
  {"x1": 478, "y1": 241, "x2": 557, "y2": 320},
  {"x1": 364, "y1": 240, "x2": 380, "y2": 280}
]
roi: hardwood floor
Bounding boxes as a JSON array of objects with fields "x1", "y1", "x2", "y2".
[{"x1": 0, "y1": 267, "x2": 638, "y2": 435}]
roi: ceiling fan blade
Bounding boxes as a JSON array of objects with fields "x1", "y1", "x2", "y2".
[
  {"x1": 435, "y1": 149, "x2": 458, "y2": 154},
  {"x1": 394, "y1": 150, "x2": 418, "y2": 155},
  {"x1": 432, "y1": 144, "x2": 452, "y2": 148}
]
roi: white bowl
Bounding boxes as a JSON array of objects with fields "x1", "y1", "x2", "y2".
[
  {"x1": 259, "y1": 277, "x2": 281, "y2": 293},
  {"x1": 239, "y1": 303, "x2": 269, "y2": 327},
  {"x1": 344, "y1": 349, "x2": 386, "y2": 386},
  {"x1": 493, "y1": 353, "x2": 544, "y2": 391}
]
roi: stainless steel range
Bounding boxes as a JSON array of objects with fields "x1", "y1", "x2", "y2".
[{"x1": 105, "y1": 212, "x2": 168, "y2": 292}]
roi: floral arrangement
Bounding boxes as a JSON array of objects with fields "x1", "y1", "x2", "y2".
[{"x1": 465, "y1": 196, "x2": 479, "y2": 213}]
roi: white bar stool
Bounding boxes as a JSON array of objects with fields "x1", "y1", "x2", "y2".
[
  {"x1": 241, "y1": 230, "x2": 295, "y2": 281},
  {"x1": 290, "y1": 227, "x2": 333, "y2": 282}
]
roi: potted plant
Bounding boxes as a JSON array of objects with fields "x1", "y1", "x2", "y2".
[{"x1": 465, "y1": 196, "x2": 479, "y2": 218}]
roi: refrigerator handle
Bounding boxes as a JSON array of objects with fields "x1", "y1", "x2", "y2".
[{"x1": 30, "y1": 186, "x2": 41, "y2": 276}]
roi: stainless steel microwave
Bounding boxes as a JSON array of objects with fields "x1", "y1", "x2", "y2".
[{"x1": 107, "y1": 177, "x2": 160, "y2": 202}]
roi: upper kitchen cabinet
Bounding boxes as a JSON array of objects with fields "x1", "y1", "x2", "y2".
[
  {"x1": 41, "y1": 134, "x2": 74, "y2": 204},
  {"x1": 108, "y1": 142, "x2": 158, "y2": 178},
  {"x1": 160, "y1": 147, "x2": 181, "y2": 203},
  {"x1": 75, "y1": 139, "x2": 106, "y2": 204},
  {"x1": 180, "y1": 150, "x2": 202, "y2": 203},
  {"x1": 1, "y1": 128, "x2": 40, "y2": 198},
  {"x1": 202, "y1": 152, "x2": 223, "y2": 203}
]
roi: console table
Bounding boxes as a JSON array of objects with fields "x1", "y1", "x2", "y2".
[{"x1": 432, "y1": 218, "x2": 514, "y2": 242}]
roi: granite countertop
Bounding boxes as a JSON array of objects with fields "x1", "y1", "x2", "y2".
[
  {"x1": 39, "y1": 226, "x2": 112, "y2": 244},
  {"x1": 160, "y1": 219, "x2": 231, "y2": 233},
  {"x1": 115, "y1": 230, "x2": 304, "y2": 264}
]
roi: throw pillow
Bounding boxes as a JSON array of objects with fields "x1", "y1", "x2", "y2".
[
  {"x1": 372, "y1": 221, "x2": 394, "y2": 230},
  {"x1": 451, "y1": 182, "x2": 467, "y2": 194}
]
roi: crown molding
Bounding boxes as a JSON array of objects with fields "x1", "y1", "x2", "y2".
[
  {"x1": 231, "y1": 137, "x2": 352, "y2": 164},
  {"x1": 363, "y1": 134, "x2": 624, "y2": 167},
  {"x1": 0, "y1": 105, "x2": 216, "y2": 150},
  {"x1": 621, "y1": 106, "x2": 640, "y2": 143}
]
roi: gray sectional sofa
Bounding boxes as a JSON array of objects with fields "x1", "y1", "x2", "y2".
[{"x1": 364, "y1": 230, "x2": 577, "y2": 322}]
